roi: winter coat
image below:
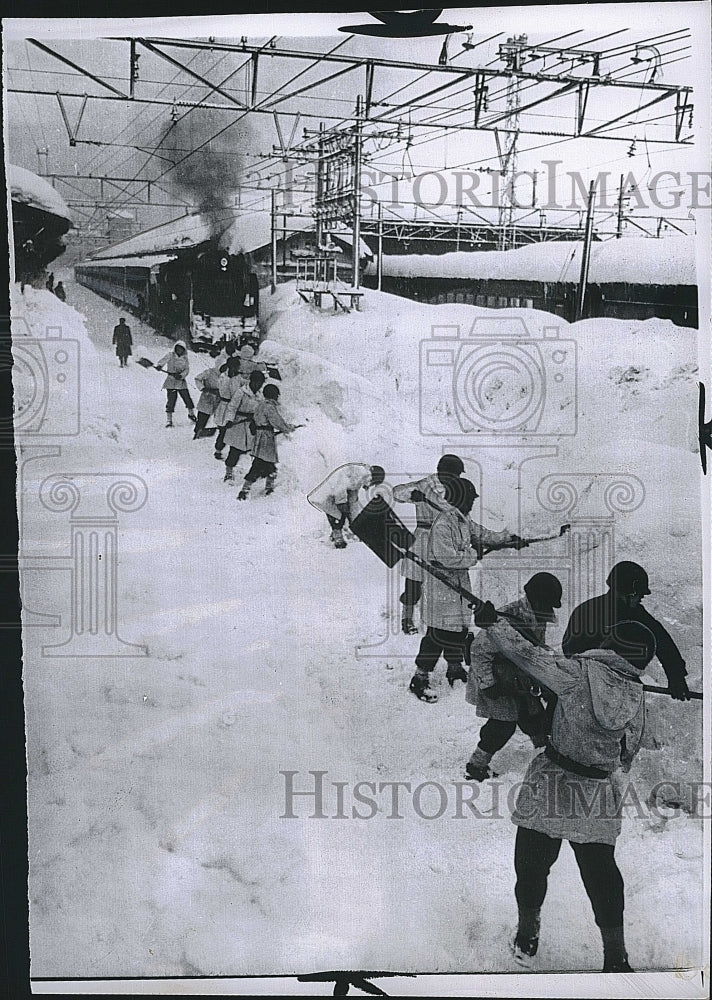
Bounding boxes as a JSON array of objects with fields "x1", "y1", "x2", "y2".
[
  {"x1": 562, "y1": 591, "x2": 687, "y2": 686},
  {"x1": 194, "y1": 366, "x2": 221, "y2": 415},
  {"x1": 112, "y1": 323, "x2": 132, "y2": 357},
  {"x1": 307, "y1": 463, "x2": 374, "y2": 521},
  {"x1": 157, "y1": 341, "x2": 189, "y2": 390},
  {"x1": 422, "y1": 507, "x2": 480, "y2": 630},
  {"x1": 466, "y1": 596, "x2": 548, "y2": 721},
  {"x1": 213, "y1": 374, "x2": 242, "y2": 426},
  {"x1": 251, "y1": 399, "x2": 292, "y2": 464},
  {"x1": 489, "y1": 621, "x2": 646, "y2": 844},
  {"x1": 54, "y1": 284, "x2": 66, "y2": 302},
  {"x1": 223, "y1": 386, "x2": 260, "y2": 452},
  {"x1": 393, "y1": 474, "x2": 450, "y2": 582}
]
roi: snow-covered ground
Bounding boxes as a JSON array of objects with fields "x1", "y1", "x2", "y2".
[{"x1": 14, "y1": 274, "x2": 706, "y2": 980}]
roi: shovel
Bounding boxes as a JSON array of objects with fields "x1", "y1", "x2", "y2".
[
  {"x1": 350, "y1": 497, "x2": 514, "y2": 625},
  {"x1": 137, "y1": 356, "x2": 159, "y2": 369}
]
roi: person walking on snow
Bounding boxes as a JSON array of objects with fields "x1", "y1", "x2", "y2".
[
  {"x1": 155, "y1": 340, "x2": 196, "y2": 427},
  {"x1": 237, "y1": 384, "x2": 295, "y2": 500},
  {"x1": 307, "y1": 463, "x2": 387, "y2": 548},
  {"x1": 464, "y1": 573, "x2": 563, "y2": 781},
  {"x1": 112, "y1": 317, "x2": 133, "y2": 368},
  {"x1": 222, "y1": 370, "x2": 266, "y2": 482},
  {"x1": 54, "y1": 281, "x2": 66, "y2": 302},
  {"x1": 410, "y1": 477, "x2": 481, "y2": 702},
  {"x1": 393, "y1": 454, "x2": 465, "y2": 632},
  {"x1": 213, "y1": 357, "x2": 243, "y2": 459},
  {"x1": 481, "y1": 616, "x2": 653, "y2": 973},
  {"x1": 562, "y1": 560, "x2": 690, "y2": 700},
  {"x1": 192, "y1": 352, "x2": 222, "y2": 439}
]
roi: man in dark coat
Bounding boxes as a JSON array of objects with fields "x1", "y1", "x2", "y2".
[
  {"x1": 54, "y1": 281, "x2": 66, "y2": 302},
  {"x1": 112, "y1": 317, "x2": 133, "y2": 368},
  {"x1": 562, "y1": 560, "x2": 690, "y2": 700}
]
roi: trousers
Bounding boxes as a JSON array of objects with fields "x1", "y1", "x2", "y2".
[
  {"x1": 415, "y1": 626, "x2": 468, "y2": 672},
  {"x1": 400, "y1": 579, "x2": 423, "y2": 608},
  {"x1": 244, "y1": 457, "x2": 277, "y2": 483},
  {"x1": 514, "y1": 826, "x2": 624, "y2": 928},
  {"x1": 166, "y1": 387, "x2": 194, "y2": 413}
]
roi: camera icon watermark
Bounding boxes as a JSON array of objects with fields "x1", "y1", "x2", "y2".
[
  {"x1": 9, "y1": 319, "x2": 80, "y2": 441},
  {"x1": 419, "y1": 316, "x2": 577, "y2": 439}
]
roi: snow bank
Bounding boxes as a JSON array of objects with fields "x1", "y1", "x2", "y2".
[
  {"x1": 9, "y1": 164, "x2": 73, "y2": 223},
  {"x1": 15, "y1": 278, "x2": 704, "y2": 978},
  {"x1": 373, "y1": 235, "x2": 696, "y2": 286}
]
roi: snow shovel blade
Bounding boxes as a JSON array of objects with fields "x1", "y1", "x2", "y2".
[
  {"x1": 350, "y1": 497, "x2": 415, "y2": 568},
  {"x1": 266, "y1": 366, "x2": 281, "y2": 380},
  {"x1": 137, "y1": 357, "x2": 155, "y2": 368}
]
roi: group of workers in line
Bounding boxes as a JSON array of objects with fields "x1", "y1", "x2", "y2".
[{"x1": 307, "y1": 453, "x2": 694, "y2": 973}]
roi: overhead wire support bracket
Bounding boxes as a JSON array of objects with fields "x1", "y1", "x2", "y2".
[{"x1": 55, "y1": 92, "x2": 88, "y2": 147}]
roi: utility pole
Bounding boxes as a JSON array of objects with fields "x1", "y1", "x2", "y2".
[
  {"x1": 575, "y1": 180, "x2": 597, "y2": 321},
  {"x1": 496, "y1": 34, "x2": 526, "y2": 251},
  {"x1": 616, "y1": 174, "x2": 626, "y2": 238},
  {"x1": 36, "y1": 147, "x2": 49, "y2": 176},
  {"x1": 376, "y1": 201, "x2": 383, "y2": 291},
  {"x1": 270, "y1": 188, "x2": 278, "y2": 293},
  {"x1": 315, "y1": 123, "x2": 325, "y2": 250},
  {"x1": 352, "y1": 95, "x2": 363, "y2": 290}
]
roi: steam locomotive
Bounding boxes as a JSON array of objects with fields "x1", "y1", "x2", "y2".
[{"x1": 75, "y1": 218, "x2": 261, "y2": 351}]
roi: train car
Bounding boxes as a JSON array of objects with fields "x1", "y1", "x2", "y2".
[
  {"x1": 10, "y1": 164, "x2": 73, "y2": 284},
  {"x1": 75, "y1": 213, "x2": 261, "y2": 351}
]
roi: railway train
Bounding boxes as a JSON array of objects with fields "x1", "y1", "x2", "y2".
[{"x1": 75, "y1": 214, "x2": 261, "y2": 351}]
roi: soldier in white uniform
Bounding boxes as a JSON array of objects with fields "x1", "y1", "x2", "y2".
[{"x1": 307, "y1": 463, "x2": 386, "y2": 548}]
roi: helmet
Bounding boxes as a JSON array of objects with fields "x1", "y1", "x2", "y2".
[
  {"x1": 524, "y1": 572, "x2": 563, "y2": 609},
  {"x1": 370, "y1": 465, "x2": 386, "y2": 486},
  {"x1": 263, "y1": 383, "x2": 280, "y2": 401},
  {"x1": 606, "y1": 561, "x2": 651, "y2": 596},
  {"x1": 240, "y1": 344, "x2": 255, "y2": 360},
  {"x1": 444, "y1": 477, "x2": 478, "y2": 513},
  {"x1": 437, "y1": 453, "x2": 465, "y2": 477}
]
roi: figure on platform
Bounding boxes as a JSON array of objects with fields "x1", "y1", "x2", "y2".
[
  {"x1": 464, "y1": 573, "x2": 563, "y2": 781},
  {"x1": 563, "y1": 560, "x2": 690, "y2": 700},
  {"x1": 393, "y1": 454, "x2": 465, "y2": 632},
  {"x1": 237, "y1": 384, "x2": 295, "y2": 500},
  {"x1": 155, "y1": 340, "x2": 196, "y2": 428},
  {"x1": 112, "y1": 317, "x2": 133, "y2": 368},
  {"x1": 222, "y1": 371, "x2": 266, "y2": 482},
  {"x1": 54, "y1": 281, "x2": 66, "y2": 302},
  {"x1": 307, "y1": 463, "x2": 387, "y2": 548},
  {"x1": 483, "y1": 617, "x2": 654, "y2": 972}
]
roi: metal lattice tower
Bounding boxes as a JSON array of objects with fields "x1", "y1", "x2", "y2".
[{"x1": 495, "y1": 35, "x2": 527, "y2": 250}]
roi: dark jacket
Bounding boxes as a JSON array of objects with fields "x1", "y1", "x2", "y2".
[
  {"x1": 112, "y1": 323, "x2": 132, "y2": 356},
  {"x1": 562, "y1": 591, "x2": 687, "y2": 684}
]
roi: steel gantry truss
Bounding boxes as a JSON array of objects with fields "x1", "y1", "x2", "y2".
[{"x1": 7, "y1": 29, "x2": 695, "y2": 229}]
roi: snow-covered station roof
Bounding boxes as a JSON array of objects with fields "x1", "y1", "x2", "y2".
[
  {"x1": 374, "y1": 236, "x2": 696, "y2": 286},
  {"x1": 77, "y1": 253, "x2": 179, "y2": 269},
  {"x1": 88, "y1": 211, "x2": 233, "y2": 261},
  {"x1": 10, "y1": 164, "x2": 73, "y2": 223}
]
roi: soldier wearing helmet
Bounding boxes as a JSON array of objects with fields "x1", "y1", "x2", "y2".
[{"x1": 562, "y1": 560, "x2": 689, "y2": 700}]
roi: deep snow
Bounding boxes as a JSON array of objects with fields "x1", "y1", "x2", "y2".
[
  {"x1": 370, "y1": 235, "x2": 696, "y2": 286},
  {"x1": 13, "y1": 274, "x2": 706, "y2": 980}
]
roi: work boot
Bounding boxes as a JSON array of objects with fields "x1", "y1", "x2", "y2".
[
  {"x1": 409, "y1": 671, "x2": 437, "y2": 703},
  {"x1": 188, "y1": 409, "x2": 197, "y2": 422},
  {"x1": 223, "y1": 468, "x2": 234, "y2": 482},
  {"x1": 165, "y1": 413, "x2": 174, "y2": 428},
  {"x1": 446, "y1": 663, "x2": 468, "y2": 686},
  {"x1": 330, "y1": 528, "x2": 347, "y2": 549},
  {"x1": 401, "y1": 617, "x2": 418, "y2": 635},
  {"x1": 601, "y1": 926, "x2": 632, "y2": 972},
  {"x1": 214, "y1": 449, "x2": 224, "y2": 460},
  {"x1": 512, "y1": 907, "x2": 540, "y2": 968},
  {"x1": 465, "y1": 747, "x2": 494, "y2": 781},
  {"x1": 264, "y1": 474, "x2": 277, "y2": 496},
  {"x1": 237, "y1": 482, "x2": 251, "y2": 501}
]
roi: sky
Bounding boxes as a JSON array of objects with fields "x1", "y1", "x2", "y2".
[{"x1": 3, "y1": 4, "x2": 710, "y2": 236}]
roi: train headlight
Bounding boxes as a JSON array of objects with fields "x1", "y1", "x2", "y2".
[{"x1": 220, "y1": 256, "x2": 229, "y2": 271}]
